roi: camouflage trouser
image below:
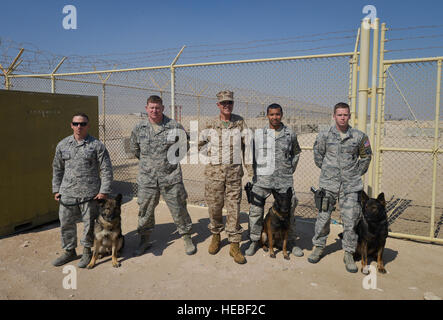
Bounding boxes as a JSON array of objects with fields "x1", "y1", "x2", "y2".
[
  {"x1": 248, "y1": 185, "x2": 298, "y2": 243},
  {"x1": 58, "y1": 196, "x2": 98, "y2": 250},
  {"x1": 312, "y1": 188, "x2": 362, "y2": 253},
  {"x1": 137, "y1": 182, "x2": 192, "y2": 236},
  {"x1": 205, "y1": 179, "x2": 243, "y2": 243}
]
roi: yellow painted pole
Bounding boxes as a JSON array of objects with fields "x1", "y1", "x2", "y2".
[
  {"x1": 384, "y1": 56, "x2": 443, "y2": 64},
  {"x1": 350, "y1": 28, "x2": 360, "y2": 127},
  {"x1": 170, "y1": 46, "x2": 186, "y2": 120},
  {"x1": 0, "y1": 48, "x2": 24, "y2": 90},
  {"x1": 388, "y1": 232, "x2": 443, "y2": 245},
  {"x1": 95, "y1": 67, "x2": 112, "y2": 146},
  {"x1": 51, "y1": 57, "x2": 67, "y2": 93},
  {"x1": 374, "y1": 23, "x2": 387, "y2": 196},
  {"x1": 9, "y1": 52, "x2": 355, "y2": 79},
  {"x1": 429, "y1": 59, "x2": 441, "y2": 239},
  {"x1": 367, "y1": 18, "x2": 380, "y2": 197},
  {"x1": 357, "y1": 18, "x2": 371, "y2": 133}
]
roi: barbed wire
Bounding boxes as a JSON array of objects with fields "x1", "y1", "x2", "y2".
[
  {"x1": 388, "y1": 24, "x2": 443, "y2": 31},
  {"x1": 388, "y1": 34, "x2": 443, "y2": 42},
  {"x1": 1, "y1": 23, "x2": 442, "y2": 75},
  {"x1": 0, "y1": 30, "x2": 358, "y2": 74}
]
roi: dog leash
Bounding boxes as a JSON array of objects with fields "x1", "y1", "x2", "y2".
[{"x1": 58, "y1": 195, "x2": 95, "y2": 207}]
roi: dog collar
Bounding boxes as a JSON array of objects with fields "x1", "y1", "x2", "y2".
[{"x1": 271, "y1": 206, "x2": 287, "y2": 221}]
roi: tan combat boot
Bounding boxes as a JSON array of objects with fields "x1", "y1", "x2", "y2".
[
  {"x1": 229, "y1": 242, "x2": 246, "y2": 264},
  {"x1": 208, "y1": 234, "x2": 221, "y2": 255}
]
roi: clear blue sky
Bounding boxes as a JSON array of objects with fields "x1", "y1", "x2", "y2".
[{"x1": 1, "y1": 0, "x2": 442, "y2": 70}]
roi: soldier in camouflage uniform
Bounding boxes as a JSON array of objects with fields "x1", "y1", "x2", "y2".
[
  {"x1": 198, "y1": 90, "x2": 253, "y2": 264},
  {"x1": 245, "y1": 103, "x2": 304, "y2": 258},
  {"x1": 130, "y1": 95, "x2": 196, "y2": 256},
  {"x1": 309, "y1": 102, "x2": 372, "y2": 273},
  {"x1": 52, "y1": 113, "x2": 113, "y2": 268}
]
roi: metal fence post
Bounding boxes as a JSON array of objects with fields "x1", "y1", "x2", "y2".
[
  {"x1": 350, "y1": 28, "x2": 360, "y2": 127},
  {"x1": 374, "y1": 23, "x2": 387, "y2": 197},
  {"x1": 96, "y1": 70, "x2": 112, "y2": 146},
  {"x1": 51, "y1": 57, "x2": 66, "y2": 94},
  {"x1": 357, "y1": 18, "x2": 371, "y2": 133},
  {"x1": 430, "y1": 59, "x2": 441, "y2": 240},
  {"x1": 367, "y1": 18, "x2": 380, "y2": 197},
  {"x1": 0, "y1": 48, "x2": 24, "y2": 91},
  {"x1": 170, "y1": 46, "x2": 186, "y2": 120}
]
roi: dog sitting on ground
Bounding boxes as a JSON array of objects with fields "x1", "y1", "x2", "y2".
[
  {"x1": 356, "y1": 191, "x2": 389, "y2": 274},
  {"x1": 87, "y1": 194, "x2": 124, "y2": 269},
  {"x1": 261, "y1": 188, "x2": 293, "y2": 260},
  {"x1": 340, "y1": 191, "x2": 389, "y2": 274}
]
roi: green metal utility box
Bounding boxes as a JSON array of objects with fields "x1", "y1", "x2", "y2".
[{"x1": 0, "y1": 89, "x2": 98, "y2": 237}]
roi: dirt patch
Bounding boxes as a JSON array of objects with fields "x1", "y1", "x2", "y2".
[{"x1": 1, "y1": 198, "x2": 442, "y2": 300}]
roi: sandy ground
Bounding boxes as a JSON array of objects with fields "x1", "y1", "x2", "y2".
[{"x1": 1, "y1": 197, "x2": 442, "y2": 300}]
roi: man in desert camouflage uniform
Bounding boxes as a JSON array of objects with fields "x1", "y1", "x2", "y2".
[
  {"x1": 245, "y1": 103, "x2": 304, "y2": 258},
  {"x1": 309, "y1": 102, "x2": 372, "y2": 273},
  {"x1": 198, "y1": 90, "x2": 253, "y2": 264},
  {"x1": 52, "y1": 113, "x2": 113, "y2": 268},
  {"x1": 130, "y1": 95, "x2": 196, "y2": 256}
]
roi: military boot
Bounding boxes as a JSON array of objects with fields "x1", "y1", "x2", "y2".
[
  {"x1": 307, "y1": 246, "x2": 324, "y2": 264},
  {"x1": 229, "y1": 242, "x2": 246, "y2": 264},
  {"x1": 77, "y1": 247, "x2": 92, "y2": 268},
  {"x1": 245, "y1": 241, "x2": 260, "y2": 256},
  {"x1": 208, "y1": 234, "x2": 221, "y2": 255},
  {"x1": 291, "y1": 245, "x2": 304, "y2": 257},
  {"x1": 183, "y1": 234, "x2": 196, "y2": 255},
  {"x1": 134, "y1": 233, "x2": 152, "y2": 256},
  {"x1": 52, "y1": 249, "x2": 77, "y2": 267},
  {"x1": 343, "y1": 251, "x2": 358, "y2": 273}
]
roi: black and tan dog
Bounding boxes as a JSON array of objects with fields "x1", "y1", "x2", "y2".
[
  {"x1": 261, "y1": 188, "x2": 293, "y2": 260},
  {"x1": 355, "y1": 191, "x2": 389, "y2": 274},
  {"x1": 87, "y1": 194, "x2": 124, "y2": 269}
]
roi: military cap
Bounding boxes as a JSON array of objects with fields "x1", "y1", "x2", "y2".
[{"x1": 216, "y1": 90, "x2": 234, "y2": 103}]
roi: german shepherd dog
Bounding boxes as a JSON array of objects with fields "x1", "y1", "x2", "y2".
[
  {"x1": 261, "y1": 188, "x2": 293, "y2": 260},
  {"x1": 87, "y1": 194, "x2": 124, "y2": 269},
  {"x1": 355, "y1": 191, "x2": 388, "y2": 274}
]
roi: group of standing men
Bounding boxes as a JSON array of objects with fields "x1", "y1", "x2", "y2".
[{"x1": 52, "y1": 90, "x2": 372, "y2": 273}]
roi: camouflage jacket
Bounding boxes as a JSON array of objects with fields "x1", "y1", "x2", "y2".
[
  {"x1": 130, "y1": 115, "x2": 188, "y2": 187},
  {"x1": 52, "y1": 134, "x2": 113, "y2": 198},
  {"x1": 313, "y1": 125, "x2": 372, "y2": 194},
  {"x1": 198, "y1": 114, "x2": 253, "y2": 181},
  {"x1": 253, "y1": 123, "x2": 301, "y2": 189}
]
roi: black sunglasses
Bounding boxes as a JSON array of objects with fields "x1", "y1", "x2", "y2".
[{"x1": 72, "y1": 122, "x2": 88, "y2": 127}]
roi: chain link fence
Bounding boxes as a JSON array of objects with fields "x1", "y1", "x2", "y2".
[
  {"x1": 3, "y1": 38, "x2": 443, "y2": 244},
  {"x1": 378, "y1": 59, "x2": 443, "y2": 240},
  {"x1": 6, "y1": 53, "x2": 353, "y2": 221}
]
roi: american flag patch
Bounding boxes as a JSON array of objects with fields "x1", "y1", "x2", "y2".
[{"x1": 364, "y1": 138, "x2": 370, "y2": 148}]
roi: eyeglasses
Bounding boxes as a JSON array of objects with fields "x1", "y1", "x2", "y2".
[
  {"x1": 72, "y1": 122, "x2": 88, "y2": 127},
  {"x1": 219, "y1": 101, "x2": 233, "y2": 106}
]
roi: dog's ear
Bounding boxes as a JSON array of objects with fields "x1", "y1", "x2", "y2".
[
  {"x1": 115, "y1": 193, "x2": 123, "y2": 206},
  {"x1": 271, "y1": 189, "x2": 278, "y2": 199},
  {"x1": 360, "y1": 190, "x2": 369, "y2": 205},
  {"x1": 377, "y1": 192, "x2": 386, "y2": 207},
  {"x1": 286, "y1": 188, "x2": 293, "y2": 198},
  {"x1": 97, "y1": 198, "x2": 106, "y2": 206}
]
